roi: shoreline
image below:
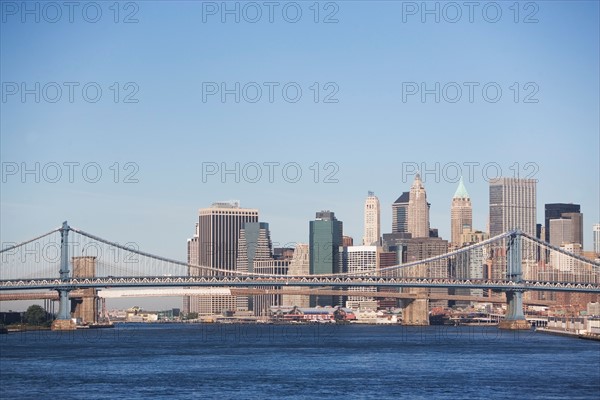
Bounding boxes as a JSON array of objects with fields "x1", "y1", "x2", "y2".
[{"x1": 535, "y1": 327, "x2": 600, "y2": 341}]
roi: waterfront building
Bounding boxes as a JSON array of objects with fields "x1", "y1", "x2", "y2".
[
  {"x1": 339, "y1": 245, "x2": 379, "y2": 308},
  {"x1": 309, "y1": 211, "x2": 343, "y2": 306},
  {"x1": 282, "y1": 243, "x2": 310, "y2": 308},
  {"x1": 252, "y1": 259, "x2": 290, "y2": 316},
  {"x1": 236, "y1": 222, "x2": 273, "y2": 311},
  {"x1": 405, "y1": 237, "x2": 449, "y2": 309},
  {"x1": 183, "y1": 223, "x2": 200, "y2": 315},
  {"x1": 190, "y1": 201, "x2": 258, "y2": 315}
]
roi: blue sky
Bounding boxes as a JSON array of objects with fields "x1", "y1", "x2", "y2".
[{"x1": 1, "y1": 1, "x2": 599, "y2": 309}]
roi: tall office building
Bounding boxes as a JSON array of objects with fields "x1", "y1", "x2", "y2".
[
  {"x1": 191, "y1": 201, "x2": 258, "y2": 315},
  {"x1": 453, "y1": 236, "x2": 487, "y2": 302},
  {"x1": 594, "y1": 224, "x2": 600, "y2": 255},
  {"x1": 236, "y1": 222, "x2": 273, "y2": 311},
  {"x1": 489, "y1": 178, "x2": 537, "y2": 237},
  {"x1": 253, "y1": 259, "x2": 290, "y2": 316},
  {"x1": 184, "y1": 223, "x2": 200, "y2": 315},
  {"x1": 309, "y1": 211, "x2": 343, "y2": 306},
  {"x1": 282, "y1": 243, "x2": 310, "y2": 308},
  {"x1": 237, "y1": 222, "x2": 273, "y2": 274},
  {"x1": 450, "y1": 177, "x2": 472, "y2": 247},
  {"x1": 188, "y1": 223, "x2": 200, "y2": 266},
  {"x1": 544, "y1": 203, "x2": 580, "y2": 242},
  {"x1": 489, "y1": 178, "x2": 536, "y2": 280},
  {"x1": 392, "y1": 192, "x2": 409, "y2": 233},
  {"x1": 363, "y1": 191, "x2": 381, "y2": 245},
  {"x1": 405, "y1": 237, "x2": 449, "y2": 309},
  {"x1": 407, "y1": 174, "x2": 430, "y2": 238},
  {"x1": 551, "y1": 243, "x2": 583, "y2": 272},
  {"x1": 549, "y1": 218, "x2": 574, "y2": 247},
  {"x1": 560, "y1": 212, "x2": 584, "y2": 247},
  {"x1": 378, "y1": 250, "x2": 400, "y2": 309},
  {"x1": 340, "y1": 245, "x2": 379, "y2": 309}
]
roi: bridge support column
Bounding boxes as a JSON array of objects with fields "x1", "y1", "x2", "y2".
[
  {"x1": 402, "y1": 298, "x2": 429, "y2": 326},
  {"x1": 498, "y1": 290, "x2": 529, "y2": 330},
  {"x1": 498, "y1": 231, "x2": 530, "y2": 330},
  {"x1": 51, "y1": 221, "x2": 76, "y2": 331}
]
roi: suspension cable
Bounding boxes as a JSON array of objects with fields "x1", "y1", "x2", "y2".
[
  {"x1": 521, "y1": 232, "x2": 600, "y2": 267},
  {"x1": 0, "y1": 227, "x2": 61, "y2": 254}
]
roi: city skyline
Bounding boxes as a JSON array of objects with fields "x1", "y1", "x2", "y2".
[
  {"x1": 1, "y1": 2, "x2": 599, "y2": 398},
  {"x1": 1, "y1": 173, "x2": 598, "y2": 312},
  {"x1": 175, "y1": 176, "x2": 595, "y2": 252},
  {"x1": 2, "y1": 1, "x2": 598, "y2": 311},
  {"x1": 2, "y1": 170, "x2": 597, "y2": 259}
]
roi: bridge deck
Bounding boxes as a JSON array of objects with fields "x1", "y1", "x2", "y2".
[
  {"x1": 1, "y1": 276, "x2": 598, "y2": 292},
  {"x1": 0, "y1": 288, "x2": 556, "y2": 306}
]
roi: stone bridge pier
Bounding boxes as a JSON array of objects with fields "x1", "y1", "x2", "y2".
[{"x1": 401, "y1": 288, "x2": 429, "y2": 326}]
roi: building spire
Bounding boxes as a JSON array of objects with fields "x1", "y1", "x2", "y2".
[
  {"x1": 412, "y1": 173, "x2": 424, "y2": 190},
  {"x1": 453, "y1": 176, "x2": 469, "y2": 199}
]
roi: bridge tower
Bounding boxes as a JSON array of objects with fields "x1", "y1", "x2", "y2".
[
  {"x1": 51, "y1": 221, "x2": 76, "y2": 331},
  {"x1": 401, "y1": 297, "x2": 429, "y2": 326},
  {"x1": 498, "y1": 231, "x2": 530, "y2": 330}
]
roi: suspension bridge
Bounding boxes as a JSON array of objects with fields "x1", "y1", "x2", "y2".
[{"x1": 1, "y1": 222, "x2": 599, "y2": 330}]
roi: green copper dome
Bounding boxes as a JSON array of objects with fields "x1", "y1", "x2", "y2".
[{"x1": 453, "y1": 177, "x2": 469, "y2": 199}]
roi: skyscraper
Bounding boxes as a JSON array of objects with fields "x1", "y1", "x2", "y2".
[
  {"x1": 340, "y1": 245, "x2": 379, "y2": 309},
  {"x1": 544, "y1": 203, "x2": 580, "y2": 242},
  {"x1": 551, "y1": 243, "x2": 583, "y2": 272},
  {"x1": 252, "y1": 259, "x2": 290, "y2": 316},
  {"x1": 405, "y1": 237, "x2": 449, "y2": 310},
  {"x1": 594, "y1": 224, "x2": 600, "y2": 255},
  {"x1": 450, "y1": 177, "x2": 472, "y2": 247},
  {"x1": 489, "y1": 178, "x2": 537, "y2": 237},
  {"x1": 560, "y1": 212, "x2": 584, "y2": 247},
  {"x1": 489, "y1": 178, "x2": 536, "y2": 280},
  {"x1": 549, "y1": 218, "x2": 574, "y2": 247},
  {"x1": 309, "y1": 211, "x2": 343, "y2": 306},
  {"x1": 378, "y1": 250, "x2": 400, "y2": 309},
  {"x1": 236, "y1": 222, "x2": 273, "y2": 312},
  {"x1": 184, "y1": 223, "x2": 200, "y2": 315},
  {"x1": 237, "y1": 222, "x2": 273, "y2": 275},
  {"x1": 192, "y1": 201, "x2": 258, "y2": 315},
  {"x1": 282, "y1": 243, "x2": 310, "y2": 308},
  {"x1": 392, "y1": 192, "x2": 409, "y2": 233},
  {"x1": 407, "y1": 174, "x2": 429, "y2": 238},
  {"x1": 453, "y1": 237, "x2": 487, "y2": 302},
  {"x1": 363, "y1": 191, "x2": 381, "y2": 245}
]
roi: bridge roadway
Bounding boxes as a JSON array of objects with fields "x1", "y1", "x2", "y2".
[
  {"x1": 0, "y1": 287, "x2": 556, "y2": 306},
  {"x1": 0, "y1": 276, "x2": 599, "y2": 292},
  {"x1": 228, "y1": 288, "x2": 557, "y2": 306}
]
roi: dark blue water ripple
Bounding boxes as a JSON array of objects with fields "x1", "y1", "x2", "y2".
[{"x1": 1, "y1": 324, "x2": 599, "y2": 399}]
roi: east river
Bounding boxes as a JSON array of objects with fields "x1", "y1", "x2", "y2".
[{"x1": 1, "y1": 324, "x2": 599, "y2": 399}]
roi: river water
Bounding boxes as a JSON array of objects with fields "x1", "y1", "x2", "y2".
[{"x1": 1, "y1": 324, "x2": 599, "y2": 399}]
